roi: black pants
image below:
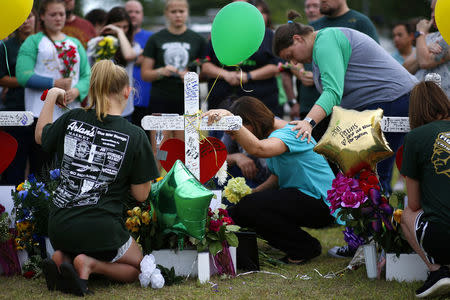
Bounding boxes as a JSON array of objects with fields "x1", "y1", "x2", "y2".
[{"x1": 228, "y1": 188, "x2": 334, "y2": 260}]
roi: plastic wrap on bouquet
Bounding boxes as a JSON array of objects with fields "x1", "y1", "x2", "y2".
[
  {"x1": 0, "y1": 232, "x2": 22, "y2": 276},
  {"x1": 150, "y1": 160, "x2": 213, "y2": 240}
]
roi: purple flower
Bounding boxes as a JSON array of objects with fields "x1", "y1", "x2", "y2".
[
  {"x1": 371, "y1": 216, "x2": 382, "y2": 232},
  {"x1": 379, "y1": 203, "x2": 393, "y2": 215},
  {"x1": 27, "y1": 174, "x2": 36, "y2": 183},
  {"x1": 49, "y1": 169, "x2": 61, "y2": 180},
  {"x1": 369, "y1": 188, "x2": 381, "y2": 206},
  {"x1": 0, "y1": 204, "x2": 5, "y2": 214},
  {"x1": 343, "y1": 227, "x2": 365, "y2": 251},
  {"x1": 18, "y1": 190, "x2": 28, "y2": 200},
  {"x1": 381, "y1": 214, "x2": 394, "y2": 231}
]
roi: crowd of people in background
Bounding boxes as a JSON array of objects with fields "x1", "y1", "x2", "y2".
[{"x1": 0, "y1": 0, "x2": 449, "y2": 298}]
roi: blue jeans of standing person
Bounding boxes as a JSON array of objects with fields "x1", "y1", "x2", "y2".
[{"x1": 360, "y1": 92, "x2": 410, "y2": 195}]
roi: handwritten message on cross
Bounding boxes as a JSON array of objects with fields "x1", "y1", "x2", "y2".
[
  {"x1": 0, "y1": 111, "x2": 34, "y2": 126},
  {"x1": 141, "y1": 72, "x2": 242, "y2": 180}
]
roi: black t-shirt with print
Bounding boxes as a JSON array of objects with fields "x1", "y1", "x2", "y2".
[
  {"x1": 401, "y1": 120, "x2": 450, "y2": 228},
  {"x1": 143, "y1": 28, "x2": 206, "y2": 114},
  {"x1": 42, "y1": 108, "x2": 159, "y2": 253}
]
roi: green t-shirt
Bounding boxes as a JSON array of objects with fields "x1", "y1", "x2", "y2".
[
  {"x1": 143, "y1": 28, "x2": 206, "y2": 111},
  {"x1": 401, "y1": 120, "x2": 450, "y2": 228},
  {"x1": 0, "y1": 37, "x2": 24, "y2": 111},
  {"x1": 42, "y1": 108, "x2": 159, "y2": 253},
  {"x1": 298, "y1": 10, "x2": 379, "y2": 113}
]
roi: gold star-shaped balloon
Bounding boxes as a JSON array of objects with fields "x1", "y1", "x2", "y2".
[{"x1": 314, "y1": 106, "x2": 394, "y2": 177}]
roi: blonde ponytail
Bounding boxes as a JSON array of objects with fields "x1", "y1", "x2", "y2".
[{"x1": 86, "y1": 60, "x2": 129, "y2": 121}]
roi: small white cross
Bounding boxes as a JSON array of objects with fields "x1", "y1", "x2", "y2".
[
  {"x1": 0, "y1": 111, "x2": 34, "y2": 126},
  {"x1": 141, "y1": 72, "x2": 242, "y2": 180}
]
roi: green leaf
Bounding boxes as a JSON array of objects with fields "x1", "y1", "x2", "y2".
[
  {"x1": 206, "y1": 232, "x2": 219, "y2": 241},
  {"x1": 209, "y1": 241, "x2": 223, "y2": 256},
  {"x1": 225, "y1": 232, "x2": 239, "y2": 247},
  {"x1": 225, "y1": 225, "x2": 240, "y2": 232}
]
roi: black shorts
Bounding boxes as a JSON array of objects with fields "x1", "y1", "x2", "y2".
[{"x1": 415, "y1": 211, "x2": 450, "y2": 265}]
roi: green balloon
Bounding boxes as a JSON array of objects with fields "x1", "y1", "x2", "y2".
[
  {"x1": 211, "y1": 2, "x2": 265, "y2": 66},
  {"x1": 150, "y1": 160, "x2": 213, "y2": 240}
]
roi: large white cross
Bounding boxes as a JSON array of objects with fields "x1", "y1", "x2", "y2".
[
  {"x1": 141, "y1": 72, "x2": 242, "y2": 180},
  {"x1": 0, "y1": 111, "x2": 34, "y2": 126}
]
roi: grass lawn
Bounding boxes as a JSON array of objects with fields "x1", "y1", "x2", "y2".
[{"x1": 0, "y1": 226, "x2": 435, "y2": 300}]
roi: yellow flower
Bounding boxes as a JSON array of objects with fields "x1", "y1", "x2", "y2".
[
  {"x1": 131, "y1": 226, "x2": 139, "y2": 233},
  {"x1": 393, "y1": 209, "x2": 403, "y2": 224},
  {"x1": 132, "y1": 216, "x2": 141, "y2": 226},
  {"x1": 127, "y1": 210, "x2": 133, "y2": 217},
  {"x1": 125, "y1": 218, "x2": 134, "y2": 231},
  {"x1": 16, "y1": 182, "x2": 25, "y2": 191},
  {"x1": 132, "y1": 207, "x2": 142, "y2": 218},
  {"x1": 141, "y1": 211, "x2": 151, "y2": 225},
  {"x1": 155, "y1": 177, "x2": 164, "y2": 182},
  {"x1": 98, "y1": 40, "x2": 106, "y2": 47}
]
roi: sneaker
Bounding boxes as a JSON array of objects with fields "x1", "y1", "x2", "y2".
[
  {"x1": 416, "y1": 265, "x2": 450, "y2": 298},
  {"x1": 328, "y1": 245, "x2": 356, "y2": 258}
]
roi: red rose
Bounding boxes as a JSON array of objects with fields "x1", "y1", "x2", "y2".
[
  {"x1": 40, "y1": 89, "x2": 49, "y2": 101},
  {"x1": 209, "y1": 220, "x2": 222, "y2": 232},
  {"x1": 218, "y1": 208, "x2": 228, "y2": 217},
  {"x1": 23, "y1": 270, "x2": 35, "y2": 279},
  {"x1": 207, "y1": 208, "x2": 214, "y2": 217},
  {"x1": 0, "y1": 204, "x2": 5, "y2": 214},
  {"x1": 222, "y1": 217, "x2": 234, "y2": 225},
  {"x1": 64, "y1": 60, "x2": 69, "y2": 66}
]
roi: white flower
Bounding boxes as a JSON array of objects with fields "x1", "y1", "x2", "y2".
[
  {"x1": 139, "y1": 254, "x2": 165, "y2": 289},
  {"x1": 214, "y1": 161, "x2": 228, "y2": 186}
]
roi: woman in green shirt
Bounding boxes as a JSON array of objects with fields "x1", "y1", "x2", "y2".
[
  {"x1": 272, "y1": 11, "x2": 418, "y2": 194},
  {"x1": 35, "y1": 60, "x2": 158, "y2": 296}
]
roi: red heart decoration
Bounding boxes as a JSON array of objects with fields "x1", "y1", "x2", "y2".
[
  {"x1": 0, "y1": 131, "x2": 18, "y2": 175},
  {"x1": 158, "y1": 137, "x2": 227, "y2": 184}
]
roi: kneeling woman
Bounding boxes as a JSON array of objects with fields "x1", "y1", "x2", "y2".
[
  {"x1": 204, "y1": 96, "x2": 338, "y2": 264},
  {"x1": 35, "y1": 60, "x2": 159, "y2": 295}
]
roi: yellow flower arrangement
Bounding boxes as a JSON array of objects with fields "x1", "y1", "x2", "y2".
[{"x1": 223, "y1": 177, "x2": 252, "y2": 204}]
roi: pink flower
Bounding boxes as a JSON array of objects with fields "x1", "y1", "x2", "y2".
[{"x1": 341, "y1": 190, "x2": 366, "y2": 208}]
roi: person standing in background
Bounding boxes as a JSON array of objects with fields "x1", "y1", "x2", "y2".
[
  {"x1": 85, "y1": 8, "x2": 107, "y2": 36},
  {"x1": 0, "y1": 11, "x2": 36, "y2": 185},
  {"x1": 391, "y1": 22, "x2": 415, "y2": 65},
  {"x1": 62, "y1": 0, "x2": 97, "y2": 48},
  {"x1": 282, "y1": 0, "x2": 323, "y2": 121},
  {"x1": 125, "y1": 0, "x2": 153, "y2": 128},
  {"x1": 403, "y1": 0, "x2": 450, "y2": 98}
]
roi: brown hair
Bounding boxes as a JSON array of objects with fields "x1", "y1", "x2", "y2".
[
  {"x1": 165, "y1": 0, "x2": 189, "y2": 11},
  {"x1": 86, "y1": 60, "x2": 130, "y2": 121},
  {"x1": 229, "y1": 96, "x2": 275, "y2": 139},
  {"x1": 254, "y1": 0, "x2": 272, "y2": 29},
  {"x1": 409, "y1": 81, "x2": 450, "y2": 129},
  {"x1": 273, "y1": 10, "x2": 314, "y2": 56},
  {"x1": 39, "y1": 0, "x2": 66, "y2": 32}
]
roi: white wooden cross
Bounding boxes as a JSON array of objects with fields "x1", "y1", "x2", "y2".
[
  {"x1": 0, "y1": 111, "x2": 34, "y2": 126},
  {"x1": 141, "y1": 72, "x2": 242, "y2": 180}
]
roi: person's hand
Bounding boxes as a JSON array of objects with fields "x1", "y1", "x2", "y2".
[
  {"x1": 223, "y1": 71, "x2": 240, "y2": 86},
  {"x1": 289, "y1": 119, "x2": 313, "y2": 143},
  {"x1": 428, "y1": 42, "x2": 442, "y2": 54},
  {"x1": 54, "y1": 77, "x2": 72, "y2": 91},
  {"x1": 289, "y1": 102, "x2": 300, "y2": 120},
  {"x1": 416, "y1": 19, "x2": 433, "y2": 35},
  {"x1": 65, "y1": 88, "x2": 79, "y2": 104},
  {"x1": 47, "y1": 87, "x2": 67, "y2": 108},
  {"x1": 101, "y1": 24, "x2": 124, "y2": 36},
  {"x1": 202, "y1": 109, "x2": 233, "y2": 125},
  {"x1": 177, "y1": 69, "x2": 188, "y2": 80},
  {"x1": 235, "y1": 153, "x2": 258, "y2": 179},
  {"x1": 299, "y1": 70, "x2": 314, "y2": 86}
]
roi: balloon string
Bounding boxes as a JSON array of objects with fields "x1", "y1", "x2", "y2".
[
  {"x1": 238, "y1": 67, "x2": 253, "y2": 93},
  {"x1": 1, "y1": 41, "x2": 11, "y2": 77},
  {"x1": 202, "y1": 68, "x2": 222, "y2": 108}
]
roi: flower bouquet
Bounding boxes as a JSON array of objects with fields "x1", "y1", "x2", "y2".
[
  {"x1": 191, "y1": 205, "x2": 240, "y2": 276},
  {"x1": 12, "y1": 170, "x2": 60, "y2": 255},
  {"x1": 87, "y1": 35, "x2": 119, "y2": 63},
  {"x1": 223, "y1": 177, "x2": 252, "y2": 204},
  {"x1": 55, "y1": 41, "x2": 78, "y2": 78},
  {"x1": 0, "y1": 204, "x2": 22, "y2": 276},
  {"x1": 327, "y1": 170, "x2": 411, "y2": 255}
]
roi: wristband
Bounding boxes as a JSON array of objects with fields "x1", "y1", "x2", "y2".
[
  {"x1": 246, "y1": 72, "x2": 252, "y2": 81},
  {"x1": 414, "y1": 31, "x2": 425, "y2": 39},
  {"x1": 288, "y1": 99, "x2": 298, "y2": 107},
  {"x1": 303, "y1": 116, "x2": 317, "y2": 128}
]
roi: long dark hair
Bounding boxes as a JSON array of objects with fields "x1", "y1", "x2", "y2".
[
  {"x1": 254, "y1": 0, "x2": 272, "y2": 29},
  {"x1": 409, "y1": 81, "x2": 450, "y2": 129},
  {"x1": 230, "y1": 96, "x2": 275, "y2": 139},
  {"x1": 272, "y1": 10, "x2": 313, "y2": 56},
  {"x1": 104, "y1": 6, "x2": 134, "y2": 67}
]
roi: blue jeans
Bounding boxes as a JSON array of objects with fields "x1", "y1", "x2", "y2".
[{"x1": 360, "y1": 93, "x2": 410, "y2": 195}]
